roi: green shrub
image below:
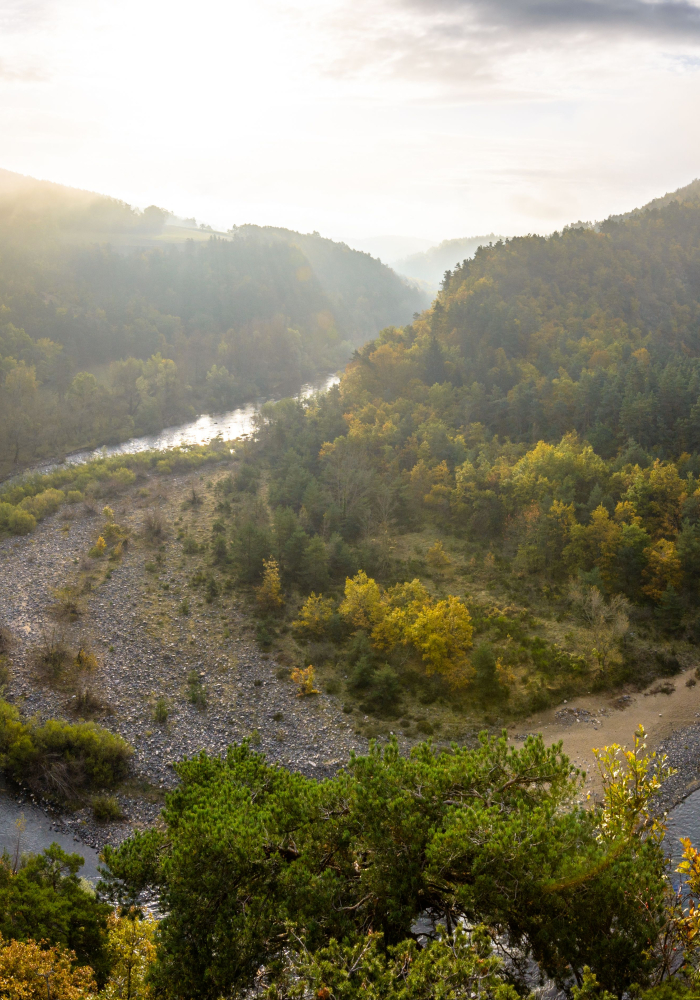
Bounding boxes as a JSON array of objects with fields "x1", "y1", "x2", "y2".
[
  {"x1": 30, "y1": 633, "x2": 73, "y2": 684},
  {"x1": 186, "y1": 672, "x2": 207, "y2": 709},
  {"x1": 92, "y1": 794, "x2": 124, "y2": 822},
  {"x1": 153, "y1": 697, "x2": 169, "y2": 723},
  {"x1": 362, "y1": 665, "x2": 401, "y2": 715},
  {"x1": 19, "y1": 488, "x2": 65, "y2": 521},
  {"x1": 66, "y1": 490, "x2": 84, "y2": 504},
  {"x1": 1, "y1": 505, "x2": 36, "y2": 535},
  {"x1": 0, "y1": 700, "x2": 132, "y2": 800}
]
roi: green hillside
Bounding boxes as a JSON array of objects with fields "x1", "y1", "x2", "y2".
[{"x1": 0, "y1": 171, "x2": 426, "y2": 473}]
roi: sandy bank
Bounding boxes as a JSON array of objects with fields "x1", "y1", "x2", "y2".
[{"x1": 507, "y1": 664, "x2": 700, "y2": 802}]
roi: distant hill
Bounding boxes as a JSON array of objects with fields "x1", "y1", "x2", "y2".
[
  {"x1": 234, "y1": 225, "x2": 430, "y2": 345},
  {"x1": 392, "y1": 234, "x2": 501, "y2": 289},
  {"x1": 608, "y1": 176, "x2": 700, "y2": 222},
  {"x1": 0, "y1": 170, "x2": 427, "y2": 471},
  {"x1": 342, "y1": 235, "x2": 437, "y2": 262}
]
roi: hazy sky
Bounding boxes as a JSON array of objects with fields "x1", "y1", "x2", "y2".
[{"x1": 2, "y1": 0, "x2": 700, "y2": 242}]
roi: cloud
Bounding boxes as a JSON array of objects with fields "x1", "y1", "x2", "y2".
[
  {"x1": 405, "y1": 0, "x2": 700, "y2": 41},
  {"x1": 0, "y1": 0, "x2": 53, "y2": 34},
  {"x1": 321, "y1": 0, "x2": 700, "y2": 97},
  {"x1": 0, "y1": 60, "x2": 46, "y2": 82}
]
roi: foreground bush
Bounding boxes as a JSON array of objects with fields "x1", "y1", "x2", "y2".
[{"x1": 0, "y1": 701, "x2": 132, "y2": 800}]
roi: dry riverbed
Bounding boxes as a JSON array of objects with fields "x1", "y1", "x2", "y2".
[{"x1": 0, "y1": 465, "x2": 369, "y2": 850}]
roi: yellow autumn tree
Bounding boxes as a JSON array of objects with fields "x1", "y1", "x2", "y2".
[
  {"x1": 292, "y1": 593, "x2": 335, "y2": 640},
  {"x1": 256, "y1": 558, "x2": 284, "y2": 612},
  {"x1": 371, "y1": 579, "x2": 430, "y2": 650},
  {"x1": 101, "y1": 911, "x2": 157, "y2": 1000},
  {"x1": 405, "y1": 595, "x2": 474, "y2": 689},
  {"x1": 642, "y1": 539, "x2": 682, "y2": 601},
  {"x1": 0, "y1": 935, "x2": 96, "y2": 1000},
  {"x1": 339, "y1": 571, "x2": 384, "y2": 631}
]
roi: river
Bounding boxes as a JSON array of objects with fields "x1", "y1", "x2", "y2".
[
  {"x1": 7, "y1": 372, "x2": 340, "y2": 483},
  {"x1": 0, "y1": 791, "x2": 101, "y2": 881}
]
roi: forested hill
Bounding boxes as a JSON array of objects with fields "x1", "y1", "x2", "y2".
[
  {"x1": 233, "y1": 225, "x2": 430, "y2": 346},
  {"x1": 0, "y1": 170, "x2": 426, "y2": 472},
  {"x1": 379, "y1": 191, "x2": 700, "y2": 457}
]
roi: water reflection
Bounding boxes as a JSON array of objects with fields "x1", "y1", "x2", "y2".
[
  {"x1": 15, "y1": 373, "x2": 340, "y2": 482},
  {"x1": 666, "y1": 788, "x2": 700, "y2": 867},
  {"x1": 0, "y1": 792, "x2": 100, "y2": 881}
]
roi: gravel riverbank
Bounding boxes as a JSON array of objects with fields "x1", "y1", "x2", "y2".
[{"x1": 0, "y1": 468, "x2": 370, "y2": 853}]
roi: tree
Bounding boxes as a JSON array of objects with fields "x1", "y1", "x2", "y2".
[
  {"x1": 0, "y1": 845, "x2": 111, "y2": 982},
  {"x1": 100, "y1": 733, "x2": 669, "y2": 999},
  {"x1": 101, "y1": 911, "x2": 157, "y2": 1000},
  {"x1": 256, "y1": 558, "x2": 284, "y2": 612},
  {"x1": 265, "y1": 924, "x2": 519, "y2": 1000},
  {"x1": 0, "y1": 934, "x2": 97, "y2": 1000}
]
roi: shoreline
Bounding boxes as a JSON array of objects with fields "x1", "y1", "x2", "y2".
[{"x1": 505, "y1": 664, "x2": 700, "y2": 809}]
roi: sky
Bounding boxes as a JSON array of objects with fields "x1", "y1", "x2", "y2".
[{"x1": 1, "y1": 0, "x2": 700, "y2": 245}]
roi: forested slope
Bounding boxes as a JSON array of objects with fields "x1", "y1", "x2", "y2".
[
  {"x1": 209, "y1": 186, "x2": 700, "y2": 717},
  {"x1": 0, "y1": 171, "x2": 426, "y2": 472}
]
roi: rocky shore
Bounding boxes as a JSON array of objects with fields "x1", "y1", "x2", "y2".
[{"x1": 0, "y1": 468, "x2": 369, "y2": 853}]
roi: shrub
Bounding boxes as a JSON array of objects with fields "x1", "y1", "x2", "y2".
[
  {"x1": 362, "y1": 665, "x2": 401, "y2": 715},
  {"x1": 426, "y1": 540, "x2": 452, "y2": 575},
  {"x1": 153, "y1": 696, "x2": 169, "y2": 723},
  {"x1": 256, "y1": 621, "x2": 274, "y2": 650},
  {"x1": 6, "y1": 507, "x2": 36, "y2": 535},
  {"x1": 0, "y1": 700, "x2": 132, "y2": 800},
  {"x1": 348, "y1": 655, "x2": 376, "y2": 692},
  {"x1": 472, "y1": 643, "x2": 504, "y2": 701},
  {"x1": 205, "y1": 575, "x2": 220, "y2": 603},
  {"x1": 186, "y1": 672, "x2": 207, "y2": 709},
  {"x1": 93, "y1": 795, "x2": 125, "y2": 822},
  {"x1": 30, "y1": 631, "x2": 73, "y2": 684},
  {"x1": 19, "y1": 488, "x2": 65, "y2": 521},
  {"x1": 143, "y1": 509, "x2": 165, "y2": 542},
  {"x1": 89, "y1": 536, "x2": 107, "y2": 558},
  {"x1": 0, "y1": 629, "x2": 11, "y2": 657},
  {"x1": 290, "y1": 665, "x2": 319, "y2": 696},
  {"x1": 50, "y1": 585, "x2": 84, "y2": 622},
  {"x1": 66, "y1": 489, "x2": 84, "y2": 504}
]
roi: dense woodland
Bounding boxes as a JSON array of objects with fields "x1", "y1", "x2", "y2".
[{"x1": 0, "y1": 170, "x2": 425, "y2": 473}]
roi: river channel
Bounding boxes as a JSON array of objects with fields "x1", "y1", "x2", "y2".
[{"x1": 6, "y1": 372, "x2": 340, "y2": 484}]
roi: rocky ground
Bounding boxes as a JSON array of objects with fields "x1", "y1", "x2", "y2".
[{"x1": 0, "y1": 464, "x2": 369, "y2": 851}]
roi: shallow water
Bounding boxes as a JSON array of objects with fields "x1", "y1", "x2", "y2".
[
  {"x1": 0, "y1": 791, "x2": 101, "y2": 881},
  {"x1": 8, "y1": 372, "x2": 340, "y2": 482},
  {"x1": 666, "y1": 788, "x2": 700, "y2": 865}
]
